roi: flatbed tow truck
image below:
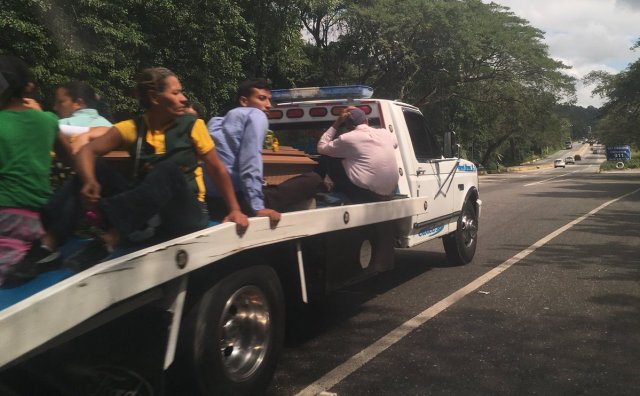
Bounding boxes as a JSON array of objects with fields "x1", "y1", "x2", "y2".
[{"x1": 0, "y1": 86, "x2": 481, "y2": 395}]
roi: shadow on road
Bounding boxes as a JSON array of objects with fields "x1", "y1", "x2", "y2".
[
  {"x1": 270, "y1": 249, "x2": 449, "y2": 394},
  {"x1": 284, "y1": 249, "x2": 448, "y2": 345}
]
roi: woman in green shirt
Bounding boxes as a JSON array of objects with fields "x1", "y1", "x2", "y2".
[{"x1": 0, "y1": 56, "x2": 71, "y2": 287}]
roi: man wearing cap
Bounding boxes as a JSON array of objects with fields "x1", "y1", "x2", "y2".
[{"x1": 317, "y1": 106, "x2": 399, "y2": 203}]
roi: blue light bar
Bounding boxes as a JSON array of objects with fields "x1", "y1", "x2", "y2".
[{"x1": 271, "y1": 85, "x2": 373, "y2": 102}]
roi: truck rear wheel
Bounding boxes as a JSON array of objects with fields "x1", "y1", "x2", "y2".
[
  {"x1": 443, "y1": 200, "x2": 478, "y2": 265},
  {"x1": 183, "y1": 265, "x2": 285, "y2": 395}
]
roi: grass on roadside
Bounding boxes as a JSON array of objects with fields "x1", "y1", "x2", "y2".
[{"x1": 600, "y1": 149, "x2": 640, "y2": 170}]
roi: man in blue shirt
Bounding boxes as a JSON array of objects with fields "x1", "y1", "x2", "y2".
[{"x1": 204, "y1": 79, "x2": 321, "y2": 227}]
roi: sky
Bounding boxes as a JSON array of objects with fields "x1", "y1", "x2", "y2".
[{"x1": 486, "y1": 0, "x2": 640, "y2": 108}]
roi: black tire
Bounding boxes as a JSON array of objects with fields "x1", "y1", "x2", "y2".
[
  {"x1": 182, "y1": 265, "x2": 285, "y2": 396},
  {"x1": 443, "y1": 200, "x2": 478, "y2": 265}
]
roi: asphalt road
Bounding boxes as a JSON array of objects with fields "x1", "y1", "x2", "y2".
[
  {"x1": 511, "y1": 141, "x2": 593, "y2": 169},
  {"x1": 267, "y1": 151, "x2": 640, "y2": 395}
]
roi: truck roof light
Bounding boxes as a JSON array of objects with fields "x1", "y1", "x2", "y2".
[
  {"x1": 309, "y1": 107, "x2": 328, "y2": 117},
  {"x1": 271, "y1": 85, "x2": 374, "y2": 102},
  {"x1": 357, "y1": 105, "x2": 372, "y2": 114},
  {"x1": 267, "y1": 110, "x2": 283, "y2": 120},
  {"x1": 286, "y1": 108, "x2": 304, "y2": 118},
  {"x1": 328, "y1": 105, "x2": 372, "y2": 117},
  {"x1": 331, "y1": 106, "x2": 347, "y2": 116}
]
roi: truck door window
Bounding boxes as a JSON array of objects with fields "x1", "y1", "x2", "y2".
[{"x1": 402, "y1": 109, "x2": 441, "y2": 161}]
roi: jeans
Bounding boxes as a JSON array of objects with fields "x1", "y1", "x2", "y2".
[{"x1": 42, "y1": 160, "x2": 208, "y2": 244}]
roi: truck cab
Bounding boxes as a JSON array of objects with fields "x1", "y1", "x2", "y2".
[{"x1": 269, "y1": 86, "x2": 480, "y2": 256}]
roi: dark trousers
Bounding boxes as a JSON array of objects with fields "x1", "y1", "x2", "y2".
[
  {"x1": 42, "y1": 160, "x2": 208, "y2": 244},
  {"x1": 316, "y1": 156, "x2": 390, "y2": 203},
  {"x1": 206, "y1": 172, "x2": 322, "y2": 220}
]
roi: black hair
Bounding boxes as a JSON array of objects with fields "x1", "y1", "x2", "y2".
[
  {"x1": 59, "y1": 81, "x2": 99, "y2": 109},
  {"x1": 58, "y1": 80, "x2": 112, "y2": 120},
  {"x1": 236, "y1": 78, "x2": 271, "y2": 104},
  {"x1": 135, "y1": 67, "x2": 176, "y2": 109},
  {"x1": 0, "y1": 55, "x2": 34, "y2": 108},
  {"x1": 185, "y1": 100, "x2": 206, "y2": 119}
]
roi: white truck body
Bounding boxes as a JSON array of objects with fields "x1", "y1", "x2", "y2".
[{"x1": 0, "y1": 93, "x2": 480, "y2": 395}]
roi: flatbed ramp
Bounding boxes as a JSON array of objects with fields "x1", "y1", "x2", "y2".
[{"x1": 0, "y1": 197, "x2": 426, "y2": 369}]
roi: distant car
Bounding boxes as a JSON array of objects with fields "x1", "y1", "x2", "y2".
[
  {"x1": 565, "y1": 156, "x2": 575, "y2": 164},
  {"x1": 554, "y1": 159, "x2": 566, "y2": 168},
  {"x1": 574, "y1": 154, "x2": 581, "y2": 161}
]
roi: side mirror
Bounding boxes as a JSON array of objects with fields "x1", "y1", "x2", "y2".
[{"x1": 444, "y1": 131, "x2": 459, "y2": 158}]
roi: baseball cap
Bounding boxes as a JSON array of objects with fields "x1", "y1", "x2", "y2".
[{"x1": 345, "y1": 108, "x2": 366, "y2": 129}]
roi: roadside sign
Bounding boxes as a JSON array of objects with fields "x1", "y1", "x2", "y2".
[{"x1": 605, "y1": 145, "x2": 631, "y2": 161}]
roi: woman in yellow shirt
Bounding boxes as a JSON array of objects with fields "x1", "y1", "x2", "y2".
[{"x1": 16, "y1": 67, "x2": 248, "y2": 274}]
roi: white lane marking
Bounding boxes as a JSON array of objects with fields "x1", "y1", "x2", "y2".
[
  {"x1": 524, "y1": 169, "x2": 582, "y2": 186},
  {"x1": 296, "y1": 186, "x2": 640, "y2": 396},
  {"x1": 480, "y1": 178, "x2": 508, "y2": 184}
]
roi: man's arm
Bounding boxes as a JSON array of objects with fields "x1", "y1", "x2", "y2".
[
  {"x1": 201, "y1": 149, "x2": 249, "y2": 235},
  {"x1": 237, "y1": 111, "x2": 281, "y2": 227},
  {"x1": 317, "y1": 109, "x2": 351, "y2": 157}
]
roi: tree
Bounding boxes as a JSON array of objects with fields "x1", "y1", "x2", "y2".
[
  {"x1": 236, "y1": 0, "x2": 310, "y2": 88},
  {"x1": 0, "y1": 0, "x2": 254, "y2": 118},
  {"x1": 298, "y1": 0, "x2": 348, "y2": 49},
  {"x1": 329, "y1": 0, "x2": 575, "y2": 165},
  {"x1": 1, "y1": 0, "x2": 579, "y2": 160},
  {"x1": 136, "y1": 0, "x2": 251, "y2": 116},
  {"x1": 0, "y1": 0, "x2": 147, "y2": 116},
  {"x1": 585, "y1": 39, "x2": 640, "y2": 147}
]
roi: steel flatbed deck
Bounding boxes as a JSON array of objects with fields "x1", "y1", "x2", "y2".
[{"x1": 0, "y1": 197, "x2": 427, "y2": 369}]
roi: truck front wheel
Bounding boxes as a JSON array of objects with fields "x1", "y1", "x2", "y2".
[
  {"x1": 443, "y1": 201, "x2": 478, "y2": 265},
  {"x1": 183, "y1": 265, "x2": 285, "y2": 395}
]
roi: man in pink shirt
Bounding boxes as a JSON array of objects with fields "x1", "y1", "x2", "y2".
[{"x1": 317, "y1": 107, "x2": 399, "y2": 202}]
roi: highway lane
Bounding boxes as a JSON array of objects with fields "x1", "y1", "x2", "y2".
[
  {"x1": 516, "y1": 141, "x2": 593, "y2": 167},
  {"x1": 479, "y1": 147, "x2": 603, "y2": 190},
  {"x1": 268, "y1": 158, "x2": 640, "y2": 395}
]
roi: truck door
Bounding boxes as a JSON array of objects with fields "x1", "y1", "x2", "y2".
[{"x1": 401, "y1": 108, "x2": 457, "y2": 247}]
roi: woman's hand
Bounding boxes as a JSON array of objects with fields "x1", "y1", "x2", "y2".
[{"x1": 80, "y1": 180, "x2": 102, "y2": 209}]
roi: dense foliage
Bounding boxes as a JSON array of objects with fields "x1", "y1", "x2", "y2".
[
  {"x1": 585, "y1": 39, "x2": 640, "y2": 149},
  {"x1": 1, "y1": 0, "x2": 585, "y2": 165},
  {"x1": 1, "y1": 0, "x2": 251, "y2": 118}
]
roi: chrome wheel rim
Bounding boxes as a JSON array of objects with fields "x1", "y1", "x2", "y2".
[
  {"x1": 460, "y1": 206, "x2": 478, "y2": 247},
  {"x1": 219, "y1": 285, "x2": 271, "y2": 381}
]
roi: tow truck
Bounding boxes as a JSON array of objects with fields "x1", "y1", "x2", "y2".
[{"x1": 0, "y1": 86, "x2": 481, "y2": 395}]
